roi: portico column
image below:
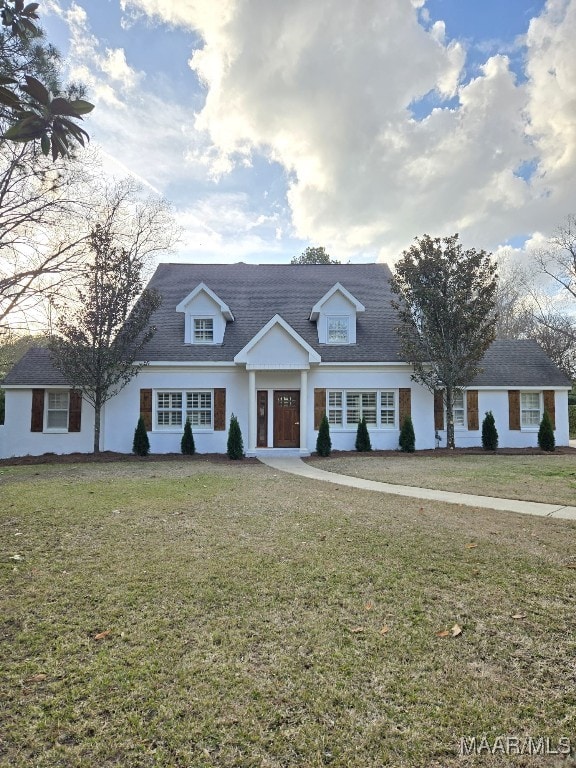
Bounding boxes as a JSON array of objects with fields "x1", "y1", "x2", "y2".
[
  {"x1": 248, "y1": 369, "x2": 256, "y2": 452},
  {"x1": 300, "y1": 369, "x2": 308, "y2": 453}
]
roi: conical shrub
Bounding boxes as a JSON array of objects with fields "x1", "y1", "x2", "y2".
[
  {"x1": 227, "y1": 413, "x2": 244, "y2": 459},
  {"x1": 538, "y1": 410, "x2": 555, "y2": 452},
  {"x1": 316, "y1": 413, "x2": 332, "y2": 457},
  {"x1": 181, "y1": 417, "x2": 195, "y2": 455},
  {"x1": 399, "y1": 415, "x2": 415, "y2": 453},
  {"x1": 481, "y1": 410, "x2": 498, "y2": 451},
  {"x1": 355, "y1": 416, "x2": 372, "y2": 451},
  {"x1": 132, "y1": 416, "x2": 150, "y2": 456}
]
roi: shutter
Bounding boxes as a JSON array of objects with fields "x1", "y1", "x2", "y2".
[
  {"x1": 434, "y1": 390, "x2": 444, "y2": 430},
  {"x1": 466, "y1": 390, "x2": 479, "y2": 431},
  {"x1": 508, "y1": 390, "x2": 520, "y2": 430},
  {"x1": 31, "y1": 389, "x2": 44, "y2": 432},
  {"x1": 140, "y1": 388, "x2": 152, "y2": 431},
  {"x1": 543, "y1": 390, "x2": 556, "y2": 430},
  {"x1": 314, "y1": 388, "x2": 326, "y2": 429},
  {"x1": 68, "y1": 390, "x2": 82, "y2": 432},
  {"x1": 214, "y1": 388, "x2": 226, "y2": 431},
  {"x1": 399, "y1": 388, "x2": 411, "y2": 425}
]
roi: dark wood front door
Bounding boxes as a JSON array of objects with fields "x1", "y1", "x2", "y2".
[
  {"x1": 273, "y1": 391, "x2": 300, "y2": 448},
  {"x1": 257, "y1": 390, "x2": 268, "y2": 447}
]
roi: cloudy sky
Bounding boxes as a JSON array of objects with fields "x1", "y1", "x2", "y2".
[{"x1": 41, "y1": 0, "x2": 576, "y2": 265}]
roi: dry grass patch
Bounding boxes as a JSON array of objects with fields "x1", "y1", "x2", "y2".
[
  {"x1": 307, "y1": 453, "x2": 576, "y2": 506},
  {"x1": 1, "y1": 460, "x2": 576, "y2": 767}
]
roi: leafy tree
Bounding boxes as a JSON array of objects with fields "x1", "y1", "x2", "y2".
[
  {"x1": 0, "y1": 0, "x2": 93, "y2": 159},
  {"x1": 399, "y1": 415, "x2": 415, "y2": 453},
  {"x1": 316, "y1": 413, "x2": 331, "y2": 456},
  {"x1": 355, "y1": 415, "x2": 372, "y2": 451},
  {"x1": 132, "y1": 416, "x2": 150, "y2": 456},
  {"x1": 49, "y1": 223, "x2": 162, "y2": 453},
  {"x1": 390, "y1": 233, "x2": 498, "y2": 449},
  {"x1": 481, "y1": 410, "x2": 498, "y2": 451},
  {"x1": 227, "y1": 413, "x2": 244, "y2": 459},
  {"x1": 537, "y1": 410, "x2": 555, "y2": 452},
  {"x1": 181, "y1": 417, "x2": 195, "y2": 455},
  {"x1": 291, "y1": 246, "x2": 340, "y2": 265}
]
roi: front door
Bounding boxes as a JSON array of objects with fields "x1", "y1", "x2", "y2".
[{"x1": 273, "y1": 391, "x2": 300, "y2": 448}]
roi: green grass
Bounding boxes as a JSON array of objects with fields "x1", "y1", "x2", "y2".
[
  {"x1": 308, "y1": 453, "x2": 576, "y2": 506},
  {"x1": 2, "y1": 460, "x2": 576, "y2": 767}
]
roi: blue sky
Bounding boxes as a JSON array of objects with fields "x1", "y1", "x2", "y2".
[{"x1": 40, "y1": 0, "x2": 575, "y2": 265}]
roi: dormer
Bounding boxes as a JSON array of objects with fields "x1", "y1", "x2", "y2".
[
  {"x1": 309, "y1": 283, "x2": 365, "y2": 345},
  {"x1": 176, "y1": 283, "x2": 234, "y2": 345}
]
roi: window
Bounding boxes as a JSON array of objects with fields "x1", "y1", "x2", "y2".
[
  {"x1": 46, "y1": 391, "x2": 69, "y2": 429},
  {"x1": 193, "y1": 318, "x2": 214, "y2": 343},
  {"x1": 156, "y1": 390, "x2": 213, "y2": 429},
  {"x1": 453, "y1": 391, "x2": 465, "y2": 428},
  {"x1": 521, "y1": 392, "x2": 541, "y2": 428},
  {"x1": 380, "y1": 391, "x2": 395, "y2": 425},
  {"x1": 186, "y1": 391, "x2": 212, "y2": 427},
  {"x1": 327, "y1": 316, "x2": 349, "y2": 344},
  {"x1": 327, "y1": 390, "x2": 396, "y2": 429}
]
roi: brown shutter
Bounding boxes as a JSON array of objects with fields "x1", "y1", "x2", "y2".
[
  {"x1": 140, "y1": 388, "x2": 152, "y2": 431},
  {"x1": 314, "y1": 388, "x2": 326, "y2": 429},
  {"x1": 434, "y1": 390, "x2": 444, "y2": 430},
  {"x1": 543, "y1": 390, "x2": 556, "y2": 429},
  {"x1": 466, "y1": 390, "x2": 479, "y2": 431},
  {"x1": 68, "y1": 390, "x2": 82, "y2": 432},
  {"x1": 508, "y1": 390, "x2": 520, "y2": 430},
  {"x1": 31, "y1": 389, "x2": 44, "y2": 432},
  {"x1": 214, "y1": 388, "x2": 226, "y2": 431},
  {"x1": 399, "y1": 388, "x2": 411, "y2": 425}
]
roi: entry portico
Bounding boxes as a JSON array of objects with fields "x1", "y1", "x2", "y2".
[{"x1": 234, "y1": 314, "x2": 321, "y2": 455}]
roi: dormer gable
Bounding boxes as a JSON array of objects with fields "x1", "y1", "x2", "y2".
[
  {"x1": 176, "y1": 282, "x2": 234, "y2": 345},
  {"x1": 309, "y1": 283, "x2": 365, "y2": 345}
]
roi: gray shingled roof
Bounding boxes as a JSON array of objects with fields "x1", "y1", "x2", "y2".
[
  {"x1": 139, "y1": 262, "x2": 404, "y2": 363},
  {"x1": 2, "y1": 263, "x2": 571, "y2": 387}
]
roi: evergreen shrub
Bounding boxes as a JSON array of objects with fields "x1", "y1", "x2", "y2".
[
  {"x1": 133, "y1": 416, "x2": 150, "y2": 456},
  {"x1": 316, "y1": 414, "x2": 332, "y2": 457},
  {"x1": 538, "y1": 410, "x2": 555, "y2": 452},
  {"x1": 399, "y1": 415, "x2": 415, "y2": 453},
  {"x1": 227, "y1": 413, "x2": 244, "y2": 459},
  {"x1": 181, "y1": 418, "x2": 195, "y2": 455},
  {"x1": 355, "y1": 416, "x2": 372, "y2": 451},
  {"x1": 481, "y1": 410, "x2": 498, "y2": 451}
]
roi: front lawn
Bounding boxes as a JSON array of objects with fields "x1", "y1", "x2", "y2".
[
  {"x1": 307, "y1": 453, "x2": 576, "y2": 506},
  {"x1": 1, "y1": 460, "x2": 575, "y2": 767}
]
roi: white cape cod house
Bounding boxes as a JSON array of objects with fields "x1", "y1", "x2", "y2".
[{"x1": 0, "y1": 263, "x2": 571, "y2": 458}]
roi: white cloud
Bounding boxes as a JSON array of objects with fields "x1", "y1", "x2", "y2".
[{"x1": 81, "y1": 1, "x2": 576, "y2": 262}]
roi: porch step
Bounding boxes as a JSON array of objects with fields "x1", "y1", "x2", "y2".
[{"x1": 250, "y1": 448, "x2": 311, "y2": 458}]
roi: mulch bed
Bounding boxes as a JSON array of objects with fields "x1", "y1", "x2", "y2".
[{"x1": 0, "y1": 446, "x2": 574, "y2": 468}]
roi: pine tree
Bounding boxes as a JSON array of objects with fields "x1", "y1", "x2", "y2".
[
  {"x1": 316, "y1": 413, "x2": 332, "y2": 457},
  {"x1": 538, "y1": 410, "x2": 555, "y2": 452},
  {"x1": 355, "y1": 416, "x2": 372, "y2": 451},
  {"x1": 481, "y1": 410, "x2": 498, "y2": 451},
  {"x1": 399, "y1": 415, "x2": 415, "y2": 453},
  {"x1": 181, "y1": 417, "x2": 195, "y2": 455},
  {"x1": 227, "y1": 413, "x2": 244, "y2": 459},
  {"x1": 132, "y1": 416, "x2": 150, "y2": 456}
]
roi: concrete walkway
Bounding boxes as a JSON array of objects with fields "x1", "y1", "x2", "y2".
[{"x1": 260, "y1": 457, "x2": 576, "y2": 521}]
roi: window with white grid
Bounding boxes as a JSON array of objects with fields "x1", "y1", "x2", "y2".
[
  {"x1": 156, "y1": 392, "x2": 183, "y2": 427},
  {"x1": 186, "y1": 391, "x2": 213, "y2": 427},
  {"x1": 193, "y1": 318, "x2": 214, "y2": 343},
  {"x1": 521, "y1": 392, "x2": 541, "y2": 427},
  {"x1": 380, "y1": 391, "x2": 395, "y2": 426},
  {"x1": 327, "y1": 390, "x2": 395, "y2": 429},
  {"x1": 46, "y1": 391, "x2": 69, "y2": 429},
  {"x1": 327, "y1": 316, "x2": 349, "y2": 344},
  {"x1": 453, "y1": 391, "x2": 465, "y2": 428},
  {"x1": 328, "y1": 391, "x2": 343, "y2": 425}
]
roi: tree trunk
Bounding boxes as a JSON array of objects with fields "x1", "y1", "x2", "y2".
[
  {"x1": 93, "y1": 395, "x2": 101, "y2": 454},
  {"x1": 446, "y1": 386, "x2": 455, "y2": 449}
]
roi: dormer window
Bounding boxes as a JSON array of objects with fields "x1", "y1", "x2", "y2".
[
  {"x1": 194, "y1": 318, "x2": 214, "y2": 343},
  {"x1": 327, "y1": 316, "x2": 349, "y2": 344}
]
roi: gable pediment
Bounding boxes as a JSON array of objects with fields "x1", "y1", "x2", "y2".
[{"x1": 234, "y1": 315, "x2": 321, "y2": 368}]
